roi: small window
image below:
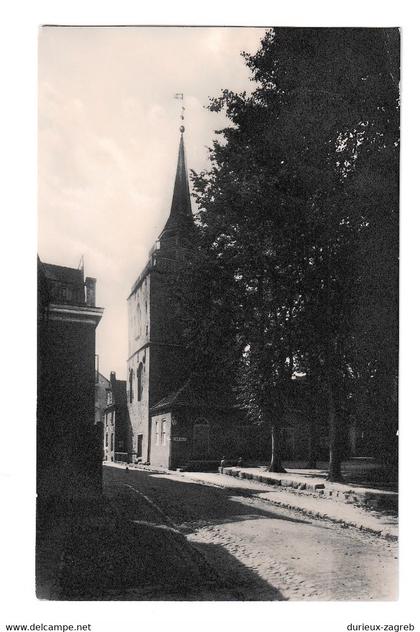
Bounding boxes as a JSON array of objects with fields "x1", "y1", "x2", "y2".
[
  {"x1": 105, "y1": 433, "x2": 108, "y2": 447},
  {"x1": 106, "y1": 390, "x2": 113, "y2": 405},
  {"x1": 137, "y1": 363, "x2": 143, "y2": 401},
  {"x1": 111, "y1": 434, "x2": 114, "y2": 451},
  {"x1": 155, "y1": 420, "x2": 160, "y2": 445}
]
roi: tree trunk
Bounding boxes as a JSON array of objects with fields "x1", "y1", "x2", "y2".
[
  {"x1": 326, "y1": 380, "x2": 343, "y2": 482},
  {"x1": 268, "y1": 421, "x2": 287, "y2": 473},
  {"x1": 305, "y1": 393, "x2": 318, "y2": 469}
]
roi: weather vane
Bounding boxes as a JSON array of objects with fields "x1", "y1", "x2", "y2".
[{"x1": 174, "y1": 93, "x2": 185, "y2": 133}]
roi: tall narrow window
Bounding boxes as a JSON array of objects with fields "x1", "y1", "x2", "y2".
[
  {"x1": 137, "y1": 363, "x2": 143, "y2": 401},
  {"x1": 129, "y1": 369, "x2": 133, "y2": 403},
  {"x1": 161, "y1": 420, "x2": 167, "y2": 446},
  {"x1": 136, "y1": 303, "x2": 140, "y2": 333},
  {"x1": 155, "y1": 420, "x2": 160, "y2": 445}
]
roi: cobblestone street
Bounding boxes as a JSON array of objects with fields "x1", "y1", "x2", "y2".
[{"x1": 60, "y1": 465, "x2": 398, "y2": 601}]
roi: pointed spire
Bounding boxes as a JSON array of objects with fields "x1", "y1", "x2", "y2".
[{"x1": 159, "y1": 127, "x2": 193, "y2": 240}]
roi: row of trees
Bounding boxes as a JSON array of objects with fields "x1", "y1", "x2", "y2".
[{"x1": 175, "y1": 29, "x2": 399, "y2": 481}]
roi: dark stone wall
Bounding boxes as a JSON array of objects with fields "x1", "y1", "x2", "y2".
[
  {"x1": 37, "y1": 317, "x2": 102, "y2": 499},
  {"x1": 165, "y1": 408, "x2": 311, "y2": 469}
]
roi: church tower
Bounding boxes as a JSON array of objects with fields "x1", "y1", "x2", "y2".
[{"x1": 127, "y1": 125, "x2": 194, "y2": 465}]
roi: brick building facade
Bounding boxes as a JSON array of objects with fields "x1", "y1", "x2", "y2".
[
  {"x1": 103, "y1": 372, "x2": 130, "y2": 462},
  {"x1": 37, "y1": 257, "x2": 104, "y2": 499},
  {"x1": 95, "y1": 371, "x2": 110, "y2": 427}
]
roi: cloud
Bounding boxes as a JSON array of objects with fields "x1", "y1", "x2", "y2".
[{"x1": 38, "y1": 26, "x2": 267, "y2": 378}]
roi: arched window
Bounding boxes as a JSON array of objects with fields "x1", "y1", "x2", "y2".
[
  {"x1": 195, "y1": 417, "x2": 209, "y2": 426},
  {"x1": 137, "y1": 363, "x2": 143, "y2": 401},
  {"x1": 129, "y1": 369, "x2": 133, "y2": 403}
]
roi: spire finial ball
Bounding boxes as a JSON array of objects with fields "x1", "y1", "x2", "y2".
[{"x1": 180, "y1": 125, "x2": 185, "y2": 134}]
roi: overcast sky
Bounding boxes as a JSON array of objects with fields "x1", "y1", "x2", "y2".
[{"x1": 38, "y1": 26, "x2": 267, "y2": 379}]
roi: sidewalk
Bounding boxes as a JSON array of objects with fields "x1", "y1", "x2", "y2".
[
  {"x1": 173, "y1": 469, "x2": 398, "y2": 541},
  {"x1": 222, "y1": 466, "x2": 398, "y2": 510}
]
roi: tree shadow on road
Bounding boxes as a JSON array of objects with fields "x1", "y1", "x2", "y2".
[
  {"x1": 108, "y1": 468, "x2": 312, "y2": 535},
  {"x1": 37, "y1": 468, "x2": 307, "y2": 600},
  {"x1": 55, "y1": 518, "x2": 285, "y2": 601}
]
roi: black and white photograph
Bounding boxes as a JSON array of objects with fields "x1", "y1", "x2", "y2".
[
  {"x1": 3, "y1": 2, "x2": 419, "y2": 629},
  {"x1": 36, "y1": 25, "x2": 399, "y2": 602}
]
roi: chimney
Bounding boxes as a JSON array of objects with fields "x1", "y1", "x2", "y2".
[
  {"x1": 85, "y1": 277, "x2": 96, "y2": 306},
  {"x1": 110, "y1": 371, "x2": 116, "y2": 383}
]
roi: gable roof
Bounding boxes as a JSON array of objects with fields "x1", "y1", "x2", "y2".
[{"x1": 150, "y1": 379, "x2": 234, "y2": 414}]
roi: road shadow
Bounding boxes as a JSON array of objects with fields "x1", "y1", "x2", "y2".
[
  {"x1": 54, "y1": 517, "x2": 284, "y2": 600},
  {"x1": 106, "y1": 467, "x2": 312, "y2": 535},
  {"x1": 37, "y1": 467, "x2": 315, "y2": 600}
]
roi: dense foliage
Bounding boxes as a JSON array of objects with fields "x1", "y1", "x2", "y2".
[{"x1": 177, "y1": 28, "x2": 399, "y2": 478}]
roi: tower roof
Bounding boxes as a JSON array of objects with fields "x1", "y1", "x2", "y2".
[{"x1": 159, "y1": 129, "x2": 193, "y2": 240}]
